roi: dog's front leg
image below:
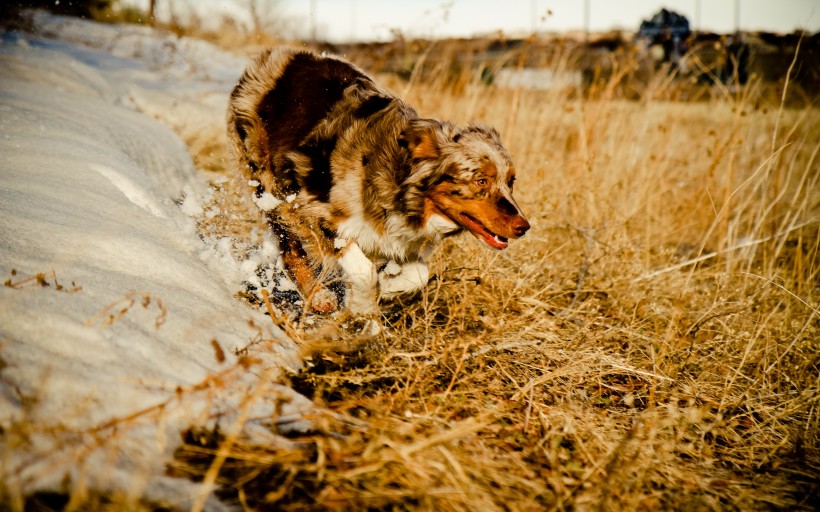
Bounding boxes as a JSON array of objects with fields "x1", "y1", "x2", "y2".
[{"x1": 337, "y1": 242, "x2": 379, "y2": 316}]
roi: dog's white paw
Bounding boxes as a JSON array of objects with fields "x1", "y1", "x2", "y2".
[{"x1": 379, "y1": 261, "x2": 429, "y2": 298}]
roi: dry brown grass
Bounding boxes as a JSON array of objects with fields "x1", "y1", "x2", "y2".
[
  {"x1": 8, "y1": 29, "x2": 814, "y2": 509},
  {"x1": 164, "y1": 41, "x2": 820, "y2": 511}
]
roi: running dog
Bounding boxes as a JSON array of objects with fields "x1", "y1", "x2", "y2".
[{"x1": 227, "y1": 48, "x2": 529, "y2": 315}]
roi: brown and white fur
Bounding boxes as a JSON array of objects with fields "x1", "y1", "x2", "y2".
[{"x1": 227, "y1": 48, "x2": 529, "y2": 315}]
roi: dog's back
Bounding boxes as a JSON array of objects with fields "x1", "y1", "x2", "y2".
[
  {"x1": 226, "y1": 49, "x2": 429, "y2": 259},
  {"x1": 228, "y1": 49, "x2": 395, "y2": 198}
]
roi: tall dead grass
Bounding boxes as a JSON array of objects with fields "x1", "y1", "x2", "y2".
[
  {"x1": 9, "y1": 28, "x2": 813, "y2": 509},
  {"x1": 164, "y1": 39, "x2": 820, "y2": 510}
]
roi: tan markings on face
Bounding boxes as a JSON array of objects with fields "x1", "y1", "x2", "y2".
[
  {"x1": 470, "y1": 161, "x2": 497, "y2": 198},
  {"x1": 428, "y1": 160, "x2": 529, "y2": 249},
  {"x1": 421, "y1": 193, "x2": 452, "y2": 225}
]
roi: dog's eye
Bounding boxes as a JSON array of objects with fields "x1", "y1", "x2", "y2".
[{"x1": 475, "y1": 178, "x2": 489, "y2": 187}]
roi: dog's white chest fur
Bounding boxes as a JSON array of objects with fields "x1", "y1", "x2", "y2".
[
  {"x1": 336, "y1": 213, "x2": 458, "y2": 262},
  {"x1": 334, "y1": 212, "x2": 457, "y2": 309}
]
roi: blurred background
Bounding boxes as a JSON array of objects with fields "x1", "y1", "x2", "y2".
[
  {"x1": 6, "y1": 0, "x2": 818, "y2": 104},
  {"x1": 57, "y1": 0, "x2": 820, "y2": 42}
]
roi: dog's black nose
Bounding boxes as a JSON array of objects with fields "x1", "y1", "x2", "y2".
[{"x1": 513, "y1": 217, "x2": 530, "y2": 237}]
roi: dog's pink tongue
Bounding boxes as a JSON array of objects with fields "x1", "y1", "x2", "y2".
[
  {"x1": 461, "y1": 214, "x2": 509, "y2": 250},
  {"x1": 481, "y1": 232, "x2": 508, "y2": 250}
]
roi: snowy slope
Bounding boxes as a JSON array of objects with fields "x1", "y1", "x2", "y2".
[
  {"x1": 23, "y1": 9, "x2": 249, "y2": 180},
  {"x1": 0, "y1": 14, "x2": 314, "y2": 508}
]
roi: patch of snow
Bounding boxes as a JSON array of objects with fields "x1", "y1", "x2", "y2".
[
  {"x1": 90, "y1": 163, "x2": 168, "y2": 218},
  {"x1": 179, "y1": 184, "x2": 206, "y2": 217},
  {"x1": 253, "y1": 191, "x2": 282, "y2": 211},
  {"x1": 0, "y1": 16, "x2": 317, "y2": 507}
]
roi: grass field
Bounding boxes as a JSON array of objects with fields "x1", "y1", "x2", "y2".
[
  {"x1": 167, "y1": 40, "x2": 820, "y2": 511},
  {"x1": 1, "y1": 3, "x2": 816, "y2": 507}
]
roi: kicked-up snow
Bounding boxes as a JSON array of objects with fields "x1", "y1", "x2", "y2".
[{"x1": 0, "y1": 13, "x2": 316, "y2": 509}]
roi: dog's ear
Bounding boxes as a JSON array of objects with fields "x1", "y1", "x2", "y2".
[{"x1": 401, "y1": 119, "x2": 442, "y2": 160}]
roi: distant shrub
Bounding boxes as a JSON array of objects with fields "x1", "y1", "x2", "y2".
[{"x1": 9, "y1": 0, "x2": 114, "y2": 18}]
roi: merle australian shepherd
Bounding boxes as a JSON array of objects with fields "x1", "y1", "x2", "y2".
[{"x1": 227, "y1": 48, "x2": 529, "y2": 316}]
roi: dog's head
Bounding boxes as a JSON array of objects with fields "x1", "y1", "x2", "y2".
[{"x1": 403, "y1": 120, "x2": 530, "y2": 250}]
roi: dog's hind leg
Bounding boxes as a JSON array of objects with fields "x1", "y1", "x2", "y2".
[{"x1": 268, "y1": 216, "x2": 337, "y2": 313}]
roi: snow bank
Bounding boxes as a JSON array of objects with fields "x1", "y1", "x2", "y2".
[
  {"x1": 22, "y1": 9, "x2": 250, "y2": 179},
  {"x1": 0, "y1": 20, "x2": 313, "y2": 508}
]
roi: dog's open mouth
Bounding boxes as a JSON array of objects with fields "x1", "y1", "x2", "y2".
[{"x1": 460, "y1": 213, "x2": 508, "y2": 250}]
